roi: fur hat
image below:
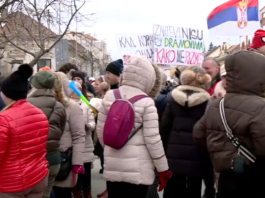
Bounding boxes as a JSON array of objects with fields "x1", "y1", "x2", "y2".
[
  {"x1": 180, "y1": 66, "x2": 211, "y2": 90},
  {"x1": 2, "y1": 64, "x2": 33, "y2": 100},
  {"x1": 106, "y1": 59, "x2": 124, "y2": 76}
]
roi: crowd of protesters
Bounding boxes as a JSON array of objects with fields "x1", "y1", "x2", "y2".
[{"x1": 0, "y1": 29, "x2": 265, "y2": 198}]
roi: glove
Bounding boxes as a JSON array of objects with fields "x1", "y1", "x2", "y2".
[
  {"x1": 73, "y1": 165, "x2": 85, "y2": 174},
  {"x1": 158, "y1": 170, "x2": 172, "y2": 192}
]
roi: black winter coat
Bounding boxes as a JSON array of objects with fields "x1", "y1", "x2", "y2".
[
  {"x1": 160, "y1": 85, "x2": 211, "y2": 177},
  {"x1": 155, "y1": 87, "x2": 171, "y2": 122}
]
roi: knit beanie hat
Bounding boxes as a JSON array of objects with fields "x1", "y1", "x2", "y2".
[
  {"x1": 180, "y1": 66, "x2": 212, "y2": 90},
  {"x1": 249, "y1": 29, "x2": 265, "y2": 49},
  {"x1": 2, "y1": 64, "x2": 33, "y2": 100},
  {"x1": 32, "y1": 70, "x2": 56, "y2": 89},
  {"x1": 106, "y1": 59, "x2": 124, "y2": 76},
  {"x1": 72, "y1": 71, "x2": 85, "y2": 82},
  {"x1": 39, "y1": 66, "x2": 54, "y2": 72}
]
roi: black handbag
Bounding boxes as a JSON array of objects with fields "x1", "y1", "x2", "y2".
[{"x1": 55, "y1": 148, "x2": 73, "y2": 181}]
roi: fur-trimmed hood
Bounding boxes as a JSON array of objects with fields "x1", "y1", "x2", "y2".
[
  {"x1": 172, "y1": 85, "x2": 210, "y2": 107},
  {"x1": 121, "y1": 56, "x2": 161, "y2": 99}
]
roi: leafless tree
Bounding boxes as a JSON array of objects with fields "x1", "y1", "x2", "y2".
[
  {"x1": 0, "y1": 0, "x2": 20, "y2": 14},
  {"x1": 0, "y1": 0, "x2": 93, "y2": 67}
]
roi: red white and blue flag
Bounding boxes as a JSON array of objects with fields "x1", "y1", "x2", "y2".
[{"x1": 207, "y1": 0, "x2": 260, "y2": 36}]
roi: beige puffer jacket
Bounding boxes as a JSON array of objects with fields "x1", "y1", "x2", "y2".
[
  {"x1": 53, "y1": 72, "x2": 85, "y2": 188},
  {"x1": 97, "y1": 56, "x2": 169, "y2": 185},
  {"x1": 76, "y1": 99, "x2": 97, "y2": 163}
]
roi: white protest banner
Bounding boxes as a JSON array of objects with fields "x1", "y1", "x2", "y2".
[
  {"x1": 116, "y1": 34, "x2": 153, "y2": 59},
  {"x1": 153, "y1": 24, "x2": 204, "y2": 65}
]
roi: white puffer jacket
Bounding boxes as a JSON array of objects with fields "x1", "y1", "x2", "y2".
[{"x1": 97, "y1": 56, "x2": 169, "y2": 185}]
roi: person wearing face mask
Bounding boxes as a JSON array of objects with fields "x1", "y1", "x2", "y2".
[
  {"x1": 72, "y1": 71, "x2": 93, "y2": 101},
  {"x1": 249, "y1": 29, "x2": 265, "y2": 55},
  {"x1": 71, "y1": 81, "x2": 96, "y2": 198},
  {"x1": 105, "y1": 59, "x2": 124, "y2": 90},
  {"x1": 58, "y1": 63, "x2": 95, "y2": 96}
]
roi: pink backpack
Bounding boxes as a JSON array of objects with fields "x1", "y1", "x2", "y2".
[{"x1": 103, "y1": 89, "x2": 148, "y2": 150}]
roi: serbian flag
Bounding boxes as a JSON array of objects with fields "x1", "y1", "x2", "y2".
[{"x1": 207, "y1": 0, "x2": 260, "y2": 36}]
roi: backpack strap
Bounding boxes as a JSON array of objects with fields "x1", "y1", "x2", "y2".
[
  {"x1": 129, "y1": 95, "x2": 148, "y2": 104},
  {"x1": 113, "y1": 89, "x2": 122, "y2": 100},
  {"x1": 114, "y1": 89, "x2": 147, "y2": 103}
]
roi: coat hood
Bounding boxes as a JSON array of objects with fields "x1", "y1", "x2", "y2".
[
  {"x1": 121, "y1": 56, "x2": 161, "y2": 99},
  {"x1": 172, "y1": 85, "x2": 210, "y2": 107},
  {"x1": 55, "y1": 72, "x2": 71, "y2": 98},
  {"x1": 225, "y1": 50, "x2": 265, "y2": 96},
  {"x1": 54, "y1": 72, "x2": 69, "y2": 106},
  {"x1": 28, "y1": 88, "x2": 54, "y2": 98}
]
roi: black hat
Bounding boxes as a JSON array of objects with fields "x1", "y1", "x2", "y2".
[
  {"x1": 72, "y1": 71, "x2": 85, "y2": 82},
  {"x1": 106, "y1": 59, "x2": 124, "y2": 76},
  {"x1": 2, "y1": 64, "x2": 33, "y2": 100}
]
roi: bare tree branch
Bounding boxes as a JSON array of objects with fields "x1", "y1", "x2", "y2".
[
  {"x1": 0, "y1": 0, "x2": 19, "y2": 12},
  {"x1": 44, "y1": 1, "x2": 86, "y2": 55},
  {"x1": 0, "y1": 0, "x2": 92, "y2": 67}
]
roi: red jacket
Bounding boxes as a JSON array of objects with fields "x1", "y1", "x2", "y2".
[
  {"x1": 0, "y1": 100, "x2": 49, "y2": 193},
  {"x1": 207, "y1": 81, "x2": 221, "y2": 96}
]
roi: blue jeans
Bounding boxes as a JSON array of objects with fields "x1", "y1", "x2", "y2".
[{"x1": 50, "y1": 189, "x2": 55, "y2": 198}]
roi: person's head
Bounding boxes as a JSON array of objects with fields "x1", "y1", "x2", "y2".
[
  {"x1": 71, "y1": 81, "x2": 82, "y2": 100},
  {"x1": 220, "y1": 65, "x2": 227, "y2": 90},
  {"x1": 225, "y1": 50, "x2": 265, "y2": 96},
  {"x1": 105, "y1": 59, "x2": 124, "y2": 85},
  {"x1": 180, "y1": 66, "x2": 212, "y2": 90},
  {"x1": 31, "y1": 71, "x2": 56, "y2": 90},
  {"x1": 122, "y1": 56, "x2": 161, "y2": 99},
  {"x1": 1, "y1": 64, "x2": 33, "y2": 105},
  {"x1": 249, "y1": 29, "x2": 265, "y2": 55},
  {"x1": 72, "y1": 71, "x2": 89, "y2": 99},
  {"x1": 202, "y1": 57, "x2": 220, "y2": 79},
  {"x1": 94, "y1": 76, "x2": 109, "y2": 94},
  {"x1": 58, "y1": 63, "x2": 79, "y2": 80}
]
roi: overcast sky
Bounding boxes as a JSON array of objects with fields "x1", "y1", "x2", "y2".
[{"x1": 79, "y1": 0, "x2": 265, "y2": 60}]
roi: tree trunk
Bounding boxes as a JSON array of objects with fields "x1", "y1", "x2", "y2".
[
  {"x1": 28, "y1": 50, "x2": 45, "y2": 68},
  {"x1": 91, "y1": 62, "x2": 94, "y2": 77}
]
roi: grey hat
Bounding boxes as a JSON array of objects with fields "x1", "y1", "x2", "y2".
[{"x1": 32, "y1": 71, "x2": 56, "y2": 89}]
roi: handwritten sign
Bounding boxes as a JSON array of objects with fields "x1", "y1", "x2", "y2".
[
  {"x1": 153, "y1": 24, "x2": 204, "y2": 65},
  {"x1": 116, "y1": 34, "x2": 153, "y2": 59}
]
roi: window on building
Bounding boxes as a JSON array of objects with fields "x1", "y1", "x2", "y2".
[
  {"x1": 263, "y1": 12, "x2": 265, "y2": 18},
  {"x1": 37, "y1": 59, "x2": 51, "y2": 70}
]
